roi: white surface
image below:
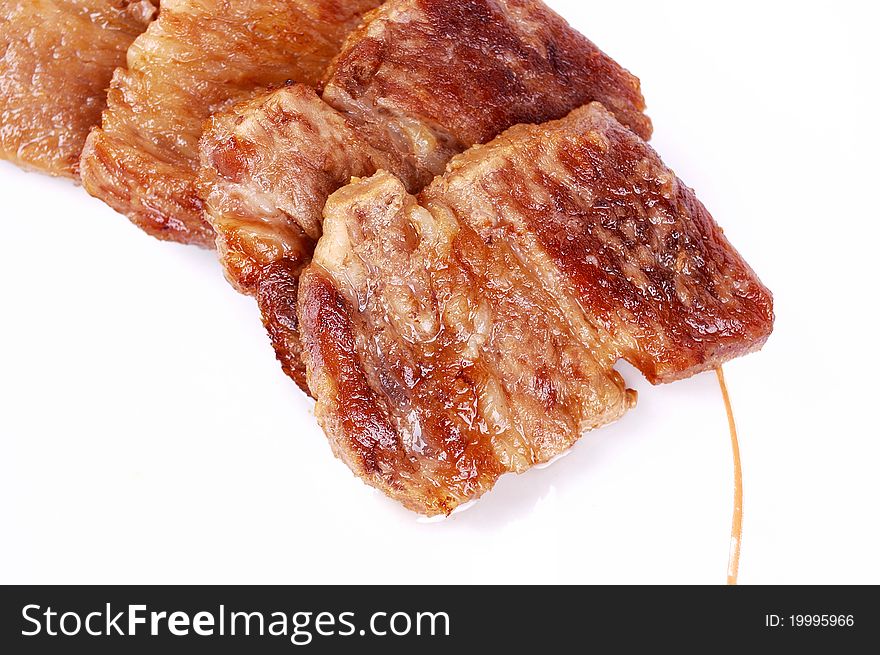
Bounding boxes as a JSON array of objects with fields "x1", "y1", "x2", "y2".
[{"x1": 1, "y1": 0, "x2": 878, "y2": 584}]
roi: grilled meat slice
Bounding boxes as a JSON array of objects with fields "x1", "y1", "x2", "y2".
[
  {"x1": 80, "y1": 0, "x2": 381, "y2": 247},
  {"x1": 298, "y1": 103, "x2": 774, "y2": 515},
  {"x1": 323, "y1": 0, "x2": 653, "y2": 184},
  {"x1": 199, "y1": 85, "x2": 403, "y2": 389},
  {"x1": 0, "y1": 0, "x2": 157, "y2": 177},
  {"x1": 200, "y1": 0, "x2": 651, "y2": 385}
]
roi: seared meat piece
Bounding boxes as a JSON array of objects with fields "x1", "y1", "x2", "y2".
[
  {"x1": 200, "y1": 0, "x2": 651, "y2": 387},
  {"x1": 80, "y1": 0, "x2": 381, "y2": 247},
  {"x1": 199, "y1": 85, "x2": 403, "y2": 387},
  {"x1": 323, "y1": 0, "x2": 652, "y2": 184},
  {"x1": 201, "y1": 85, "x2": 403, "y2": 295},
  {"x1": 298, "y1": 103, "x2": 774, "y2": 515},
  {"x1": 0, "y1": 0, "x2": 157, "y2": 177}
]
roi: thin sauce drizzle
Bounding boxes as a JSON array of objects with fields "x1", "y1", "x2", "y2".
[{"x1": 716, "y1": 366, "x2": 742, "y2": 585}]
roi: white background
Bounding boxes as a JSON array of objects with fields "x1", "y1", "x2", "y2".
[{"x1": 1, "y1": 0, "x2": 878, "y2": 584}]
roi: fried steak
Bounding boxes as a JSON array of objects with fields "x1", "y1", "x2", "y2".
[
  {"x1": 80, "y1": 0, "x2": 381, "y2": 246},
  {"x1": 200, "y1": 0, "x2": 651, "y2": 389},
  {"x1": 298, "y1": 104, "x2": 774, "y2": 515},
  {"x1": 0, "y1": 0, "x2": 157, "y2": 177}
]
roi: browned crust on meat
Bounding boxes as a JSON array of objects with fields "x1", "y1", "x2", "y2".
[
  {"x1": 201, "y1": 0, "x2": 653, "y2": 387},
  {"x1": 199, "y1": 84, "x2": 397, "y2": 293},
  {"x1": 80, "y1": 100, "x2": 213, "y2": 244},
  {"x1": 298, "y1": 105, "x2": 772, "y2": 514},
  {"x1": 199, "y1": 84, "x2": 402, "y2": 386},
  {"x1": 424, "y1": 103, "x2": 774, "y2": 383},
  {"x1": 299, "y1": 169, "x2": 636, "y2": 515},
  {"x1": 80, "y1": 0, "x2": 381, "y2": 246},
  {"x1": 0, "y1": 0, "x2": 157, "y2": 177},
  {"x1": 300, "y1": 265, "x2": 507, "y2": 515},
  {"x1": 325, "y1": 0, "x2": 652, "y2": 156},
  {"x1": 257, "y1": 258, "x2": 311, "y2": 394}
]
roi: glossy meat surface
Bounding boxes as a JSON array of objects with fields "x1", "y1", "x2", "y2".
[
  {"x1": 0, "y1": 0, "x2": 156, "y2": 177},
  {"x1": 200, "y1": 84, "x2": 399, "y2": 387},
  {"x1": 324, "y1": 0, "x2": 652, "y2": 182},
  {"x1": 298, "y1": 104, "x2": 774, "y2": 514},
  {"x1": 80, "y1": 0, "x2": 380, "y2": 246},
  {"x1": 201, "y1": 0, "x2": 651, "y2": 383}
]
